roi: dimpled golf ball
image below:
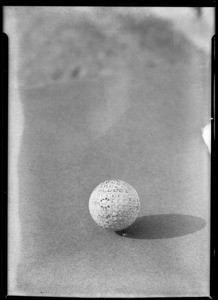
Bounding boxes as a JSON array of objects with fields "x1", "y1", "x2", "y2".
[{"x1": 89, "y1": 179, "x2": 140, "y2": 231}]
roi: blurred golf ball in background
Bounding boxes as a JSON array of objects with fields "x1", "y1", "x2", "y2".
[{"x1": 89, "y1": 180, "x2": 140, "y2": 231}]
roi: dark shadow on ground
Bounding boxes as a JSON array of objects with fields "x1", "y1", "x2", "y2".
[{"x1": 115, "y1": 214, "x2": 206, "y2": 239}]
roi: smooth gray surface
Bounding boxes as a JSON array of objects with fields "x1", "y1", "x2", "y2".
[{"x1": 9, "y1": 8, "x2": 211, "y2": 297}]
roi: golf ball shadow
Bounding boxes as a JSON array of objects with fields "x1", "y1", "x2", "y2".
[{"x1": 115, "y1": 214, "x2": 206, "y2": 239}]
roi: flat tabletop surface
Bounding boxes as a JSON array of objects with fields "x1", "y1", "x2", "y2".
[{"x1": 7, "y1": 8, "x2": 211, "y2": 297}]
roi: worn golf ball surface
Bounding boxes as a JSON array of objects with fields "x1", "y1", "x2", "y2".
[{"x1": 89, "y1": 179, "x2": 140, "y2": 231}]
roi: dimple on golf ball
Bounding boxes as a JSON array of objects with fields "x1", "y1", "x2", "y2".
[{"x1": 89, "y1": 179, "x2": 140, "y2": 231}]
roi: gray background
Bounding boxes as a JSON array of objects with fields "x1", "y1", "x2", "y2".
[{"x1": 6, "y1": 7, "x2": 212, "y2": 297}]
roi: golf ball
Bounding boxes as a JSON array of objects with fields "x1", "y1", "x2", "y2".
[{"x1": 89, "y1": 179, "x2": 140, "y2": 231}]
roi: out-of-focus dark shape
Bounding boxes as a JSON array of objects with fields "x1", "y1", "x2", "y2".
[
  {"x1": 17, "y1": 8, "x2": 196, "y2": 88},
  {"x1": 193, "y1": 7, "x2": 202, "y2": 18}
]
